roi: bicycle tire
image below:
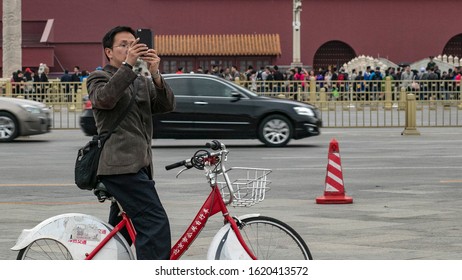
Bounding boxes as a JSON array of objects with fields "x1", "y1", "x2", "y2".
[
  {"x1": 17, "y1": 238, "x2": 73, "y2": 260},
  {"x1": 239, "y1": 216, "x2": 313, "y2": 260}
]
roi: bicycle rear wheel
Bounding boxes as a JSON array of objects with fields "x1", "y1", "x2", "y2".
[
  {"x1": 17, "y1": 238, "x2": 73, "y2": 260},
  {"x1": 239, "y1": 216, "x2": 312, "y2": 260}
]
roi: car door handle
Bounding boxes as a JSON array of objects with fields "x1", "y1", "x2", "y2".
[{"x1": 194, "y1": 101, "x2": 208, "y2": 105}]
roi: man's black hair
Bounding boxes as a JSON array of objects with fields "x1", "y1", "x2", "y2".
[{"x1": 102, "y1": 26, "x2": 136, "y2": 60}]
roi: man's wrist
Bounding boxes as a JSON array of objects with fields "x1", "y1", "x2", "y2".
[
  {"x1": 152, "y1": 69, "x2": 161, "y2": 79},
  {"x1": 122, "y1": 61, "x2": 133, "y2": 69}
]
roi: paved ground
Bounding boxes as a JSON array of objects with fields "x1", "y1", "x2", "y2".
[{"x1": 1, "y1": 127, "x2": 462, "y2": 260}]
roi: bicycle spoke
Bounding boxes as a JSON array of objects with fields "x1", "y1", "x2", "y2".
[
  {"x1": 239, "y1": 216, "x2": 311, "y2": 260},
  {"x1": 19, "y1": 239, "x2": 73, "y2": 260}
]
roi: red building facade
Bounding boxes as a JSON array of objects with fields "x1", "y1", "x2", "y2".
[{"x1": 1, "y1": 0, "x2": 461, "y2": 76}]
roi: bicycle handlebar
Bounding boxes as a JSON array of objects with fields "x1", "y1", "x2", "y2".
[
  {"x1": 205, "y1": 140, "x2": 222, "y2": 150},
  {"x1": 164, "y1": 140, "x2": 237, "y2": 206},
  {"x1": 165, "y1": 140, "x2": 225, "y2": 171},
  {"x1": 165, "y1": 159, "x2": 189, "y2": 170}
]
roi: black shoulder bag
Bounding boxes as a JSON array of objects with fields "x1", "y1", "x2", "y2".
[{"x1": 74, "y1": 85, "x2": 136, "y2": 190}]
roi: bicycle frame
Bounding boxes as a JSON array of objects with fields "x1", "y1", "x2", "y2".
[
  {"x1": 84, "y1": 207, "x2": 136, "y2": 260},
  {"x1": 170, "y1": 184, "x2": 256, "y2": 260},
  {"x1": 83, "y1": 184, "x2": 257, "y2": 260}
]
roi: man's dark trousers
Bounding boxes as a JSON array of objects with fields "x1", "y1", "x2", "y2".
[{"x1": 101, "y1": 167, "x2": 171, "y2": 260}]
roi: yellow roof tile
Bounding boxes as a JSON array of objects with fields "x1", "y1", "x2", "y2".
[{"x1": 155, "y1": 34, "x2": 281, "y2": 56}]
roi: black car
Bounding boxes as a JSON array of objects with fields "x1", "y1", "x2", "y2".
[{"x1": 80, "y1": 74, "x2": 322, "y2": 147}]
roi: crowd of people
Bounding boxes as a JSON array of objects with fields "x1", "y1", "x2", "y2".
[
  {"x1": 184, "y1": 64, "x2": 308, "y2": 93},
  {"x1": 8, "y1": 64, "x2": 91, "y2": 98},
  {"x1": 184, "y1": 58, "x2": 461, "y2": 100},
  {"x1": 7, "y1": 57, "x2": 462, "y2": 101}
]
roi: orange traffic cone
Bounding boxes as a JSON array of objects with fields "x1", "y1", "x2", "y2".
[{"x1": 316, "y1": 138, "x2": 353, "y2": 204}]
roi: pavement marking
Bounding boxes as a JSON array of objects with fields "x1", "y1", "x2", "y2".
[
  {"x1": 0, "y1": 184, "x2": 75, "y2": 187},
  {"x1": 275, "y1": 166, "x2": 462, "y2": 171},
  {"x1": 0, "y1": 201, "x2": 98, "y2": 205},
  {"x1": 440, "y1": 180, "x2": 462, "y2": 183},
  {"x1": 263, "y1": 155, "x2": 462, "y2": 160}
]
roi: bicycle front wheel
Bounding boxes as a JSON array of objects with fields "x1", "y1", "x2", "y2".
[
  {"x1": 17, "y1": 238, "x2": 73, "y2": 260},
  {"x1": 239, "y1": 216, "x2": 312, "y2": 260}
]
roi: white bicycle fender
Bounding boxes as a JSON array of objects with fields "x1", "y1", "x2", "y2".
[
  {"x1": 206, "y1": 214, "x2": 260, "y2": 260},
  {"x1": 235, "y1": 213, "x2": 261, "y2": 220},
  {"x1": 11, "y1": 213, "x2": 134, "y2": 260}
]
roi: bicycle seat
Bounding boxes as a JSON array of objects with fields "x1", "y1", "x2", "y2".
[{"x1": 93, "y1": 181, "x2": 113, "y2": 203}]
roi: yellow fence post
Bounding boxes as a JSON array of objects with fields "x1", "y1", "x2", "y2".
[
  {"x1": 402, "y1": 93, "x2": 421, "y2": 135},
  {"x1": 429, "y1": 82, "x2": 436, "y2": 110},
  {"x1": 458, "y1": 83, "x2": 462, "y2": 110},
  {"x1": 384, "y1": 76, "x2": 392, "y2": 110},
  {"x1": 398, "y1": 86, "x2": 406, "y2": 110},
  {"x1": 67, "y1": 83, "x2": 76, "y2": 112},
  {"x1": 278, "y1": 81, "x2": 286, "y2": 99},
  {"x1": 309, "y1": 76, "x2": 316, "y2": 103},
  {"x1": 5, "y1": 81, "x2": 12, "y2": 97},
  {"x1": 319, "y1": 87, "x2": 328, "y2": 111},
  {"x1": 75, "y1": 91, "x2": 83, "y2": 112}
]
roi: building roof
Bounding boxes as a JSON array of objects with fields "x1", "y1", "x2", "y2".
[{"x1": 155, "y1": 34, "x2": 281, "y2": 56}]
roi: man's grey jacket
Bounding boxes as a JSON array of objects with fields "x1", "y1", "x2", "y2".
[{"x1": 87, "y1": 64, "x2": 175, "y2": 178}]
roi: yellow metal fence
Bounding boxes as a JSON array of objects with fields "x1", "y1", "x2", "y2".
[
  {"x1": 0, "y1": 79, "x2": 85, "y2": 130},
  {"x1": 1, "y1": 78, "x2": 461, "y2": 129},
  {"x1": 240, "y1": 77, "x2": 462, "y2": 128}
]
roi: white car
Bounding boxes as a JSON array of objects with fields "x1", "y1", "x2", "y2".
[{"x1": 0, "y1": 97, "x2": 51, "y2": 142}]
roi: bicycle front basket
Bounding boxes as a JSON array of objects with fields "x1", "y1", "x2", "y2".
[{"x1": 218, "y1": 167, "x2": 271, "y2": 207}]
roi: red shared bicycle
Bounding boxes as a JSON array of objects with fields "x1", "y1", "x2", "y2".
[{"x1": 13, "y1": 140, "x2": 312, "y2": 260}]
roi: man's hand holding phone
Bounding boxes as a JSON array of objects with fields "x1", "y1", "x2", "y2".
[
  {"x1": 125, "y1": 38, "x2": 148, "y2": 66},
  {"x1": 135, "y1": 28, "x2": 161, "y2": 84}
]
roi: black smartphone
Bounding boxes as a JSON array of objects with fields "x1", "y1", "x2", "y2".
[{"x1": 136, "y1": 28, "x2": 153, "y2": 49}]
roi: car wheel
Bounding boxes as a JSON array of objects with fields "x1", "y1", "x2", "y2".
[
  {"x1": 0, "y1": 112, "x2": 19, "y2": 142},
  {"x1": 258, "y1": 114, "x2": 292, "y2": 147}
]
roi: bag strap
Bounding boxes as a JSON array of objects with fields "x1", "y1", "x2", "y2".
[{"x1": 99, "y1": 78, "x2": 138, "y2": 143}]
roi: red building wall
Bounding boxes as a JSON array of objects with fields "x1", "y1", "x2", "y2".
[
  {"x1": 1, "y1": 0, "x2": 461, "y2": 75},
  {"x1": 303, "y1": 0, "x2": 460, "y2": 64}
]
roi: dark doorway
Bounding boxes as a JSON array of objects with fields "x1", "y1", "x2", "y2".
[
  {"x1": 443, "y1": 34, "x2": 462, "y2": 58},
  {"x1": 313, "y1": 41, "x2": 356, "y2": 72}
]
